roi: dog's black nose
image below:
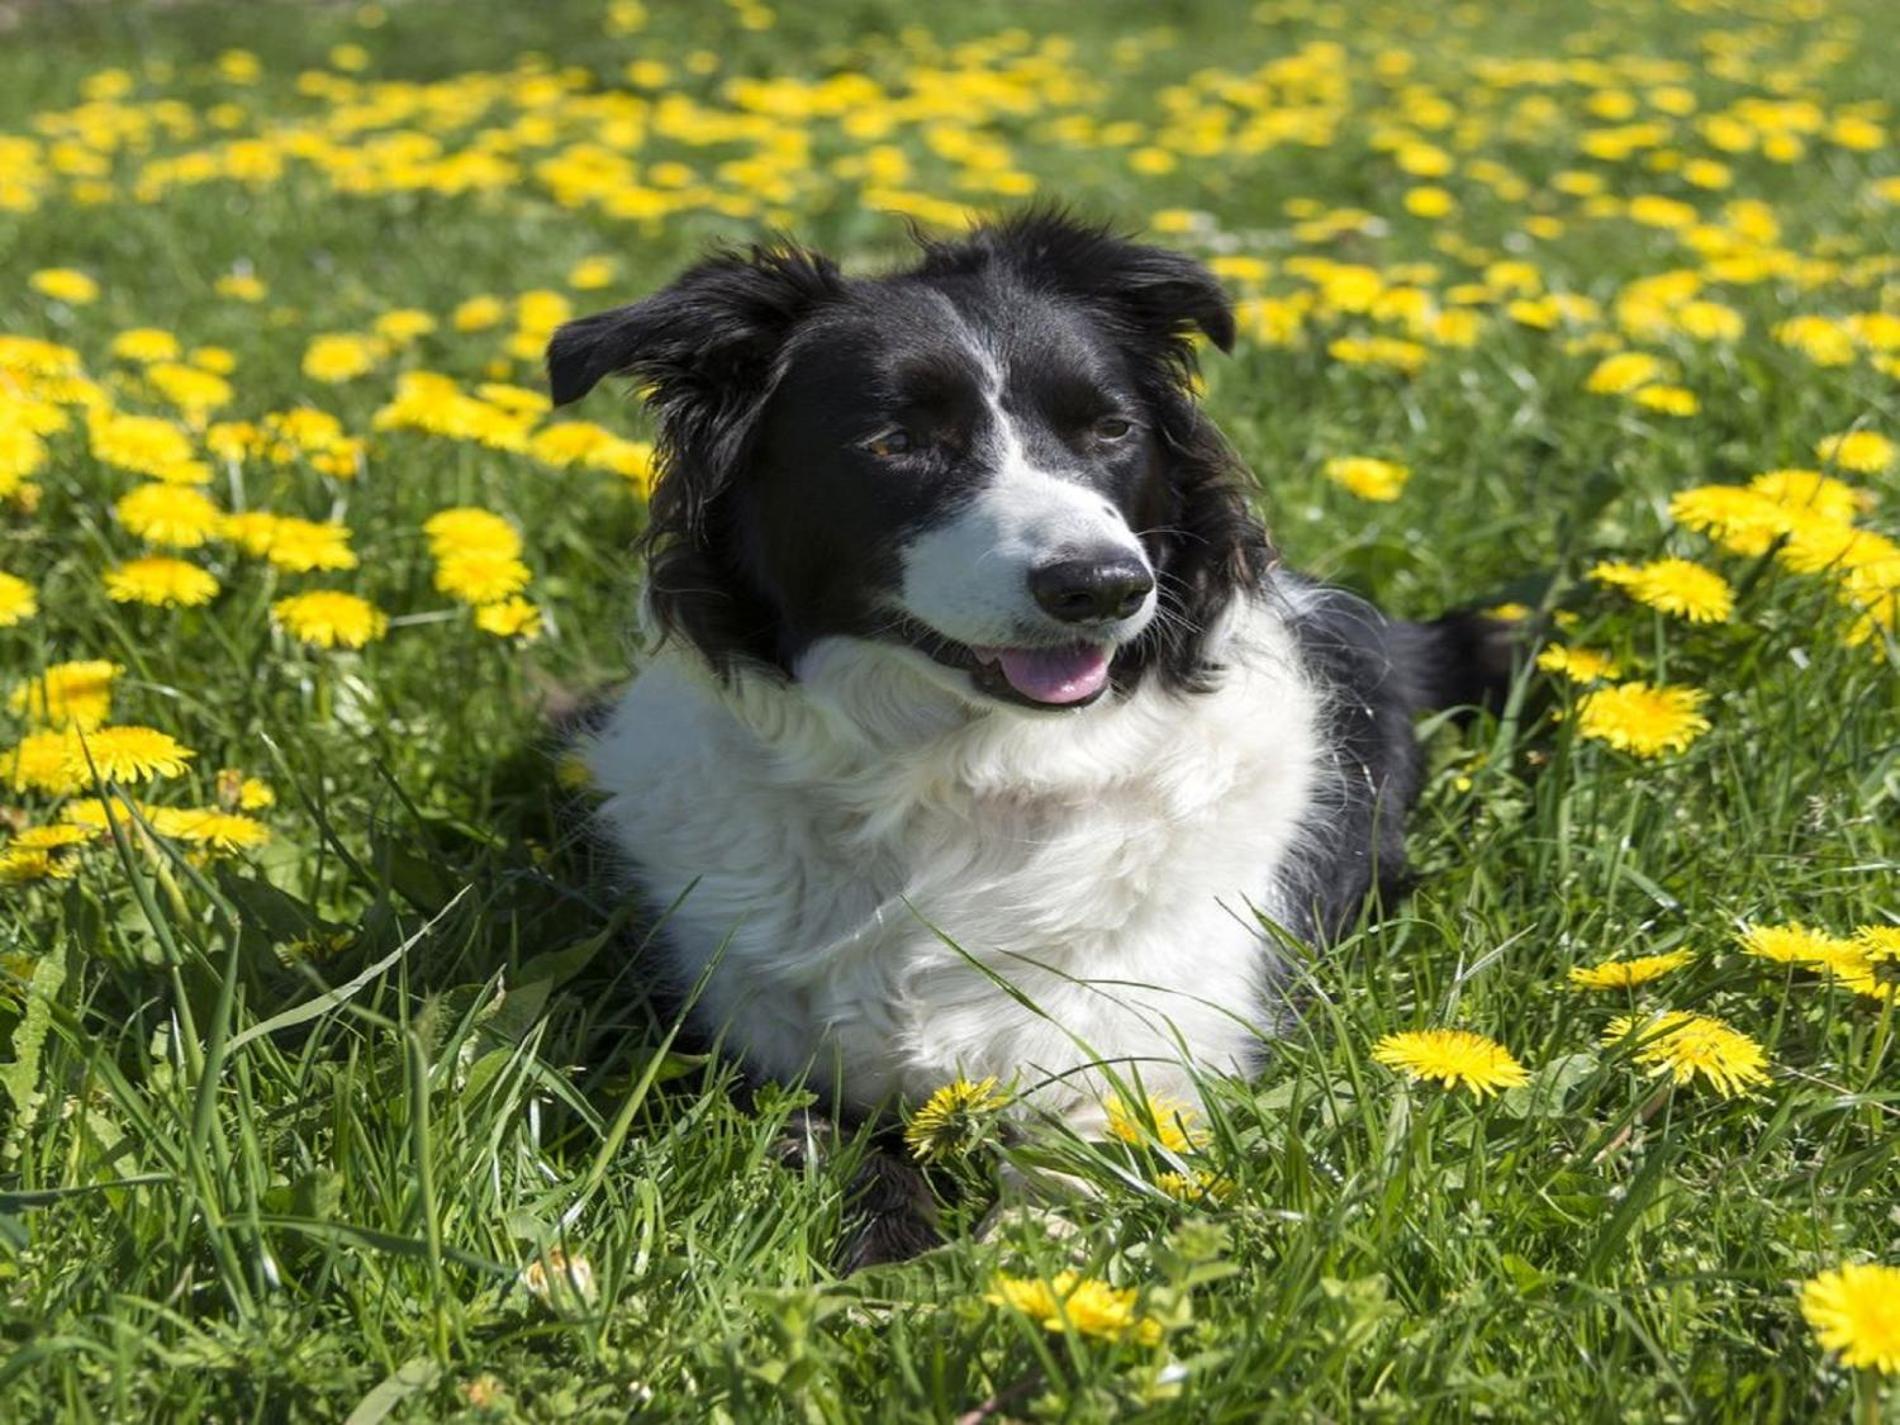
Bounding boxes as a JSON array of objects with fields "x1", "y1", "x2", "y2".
[{"x1": 1029, "y1": 557, "x2": 1155, "y2": 623}]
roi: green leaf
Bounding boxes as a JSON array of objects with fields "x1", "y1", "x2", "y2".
[{"x1": 342, "y1": 1358, "x2": 442, "y2": 1425}]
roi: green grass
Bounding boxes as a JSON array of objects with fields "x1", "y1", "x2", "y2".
[{"x1": 2, "y1": 0, "x2": 1898, "y2": 1419}]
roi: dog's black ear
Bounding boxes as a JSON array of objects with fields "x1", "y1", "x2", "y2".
[
  {"x1": 921, "y1": 209, "x2": 1234, "y2": 365},
  {"x1": 547, "y1": 244, "x2": 842, "y2": 410},
  {"x1": 548, "y1": 245, "x2": 842, "y2": 676}
]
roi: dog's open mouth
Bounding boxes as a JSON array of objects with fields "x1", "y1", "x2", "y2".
[
  {"x1": 970, "y1": 644, "x2": 1111, "y2": 705},
  {"x1": 898, "y1": 621, "x2": 1115, "y2": 708}
]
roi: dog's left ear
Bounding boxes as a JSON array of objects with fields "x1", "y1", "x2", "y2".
[{"x1": 923, "y1": 209, "x2": 1234, "y2": 368}]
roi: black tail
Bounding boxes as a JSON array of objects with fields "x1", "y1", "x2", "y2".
[{"x1": 1401, "y1": 609, "x2": 1524, "y2": 716}]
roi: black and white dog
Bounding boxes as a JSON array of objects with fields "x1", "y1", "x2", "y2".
[{"x1": 549, "y1": 211, "x2": 1504, "y2": 1193}]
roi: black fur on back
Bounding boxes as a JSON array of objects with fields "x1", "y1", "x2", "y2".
[{"x1": 1273, "y1": 576, "x2": 1517, "y2": 942}]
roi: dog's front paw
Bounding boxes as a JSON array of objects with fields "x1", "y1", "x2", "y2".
[
  {"x1": 835, "y1": 1148, "x2": 941, "y2": 1272},
  {"x1": 768, "y1": 1108, "x2": 837, "y2": 1172}
]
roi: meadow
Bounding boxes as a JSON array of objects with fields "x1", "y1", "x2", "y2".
[{"x1": 1, "y1": 0, "x2": 1897, "y2": 1418}]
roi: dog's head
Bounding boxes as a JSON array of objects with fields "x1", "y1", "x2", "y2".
[{"x1": 548, "y1": 210, "x2": 1270, "y2": 712}]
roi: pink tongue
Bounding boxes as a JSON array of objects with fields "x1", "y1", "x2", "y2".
[{"x1": 991, "y1": 645, "x2": 1111, "y2": 705}]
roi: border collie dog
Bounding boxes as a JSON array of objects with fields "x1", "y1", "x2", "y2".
[{"x1": 550, "y1": 212, "x2": 1501, "y2": 1198}]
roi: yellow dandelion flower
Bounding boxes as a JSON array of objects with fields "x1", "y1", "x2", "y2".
[
  {"x1": 1568, "y1": 949, "x2": 1694, "y2": 989},
  {"x1": 515, "y1": 290, "x2": 572, "y2": 335},
  {"x1": 115, "y1": 483, "x2": 222, "y2": 549},
  {"x1": 1749, "y1": 469, "x2": 1862, "y2": 524},
  {"x1": 190, "y1": 346, "x2": 237, "y2": 375},
  {"x1": 1799, "y1": 1262, "x2": 1900, "y2": 1375},
  {"x1": 105, "y1": 556, "x2": 221, "y2": 608},
  {"x1": 1814, "y1": 431, "x2": 1894, "y2": 475},
  {"x1": 568, "y1": 256, "x2": 618, "y2": 290},
  {"x1": 109, "y1": 328, "x2": 181, "y2": 364},
  {"x1": 1587, "y1": 560, "x2": 1644, "y2": 588},
  {"x1": 1631, "y1": 385, "x2": 1698, "y2": 417},
  {"x1": 272, "y1": 591, "x2": 388, "y2": 650},
  {"x1": 1585, "y1": 352, "x2": 1667, "y2": 395},
  {"x1": 302, "y1": 333, "x2": 383, "y2": 383},
  {"x1": 1669, "y1": 486, "x2": 1790, "y2": 558},
  {"x1": 60, "y1": 796, "x2": 161, "y2": 832},
  {"x1": 1372, "y1": 1028, "x2": 1529, "y2": 1098},
  {"x1": 529, "y1": 421, "x2": 618, "y2": 468},
  {"x1": 0, "y1": 846, "x2": 76, "y2": 884},
  {"x1": 11, "y1": 824, "x2": 94, "y2": 851},
  {"x1": 1575, "y1": 681, "x2": 1710, "y2": 758},
  {"x1": 5, "y1": 731, "x2": 85, "y2": 794},
  {"x1": 215, "y1": 768, "x2": 275, "y2": 811},
  {"x1": 1601, "y1": 1011, "x2": 1769, "y2": 1097},
  {"x1": 1675, "y1": 300, "x2": 1743, "y2": 341},
  {"x1": 1606, "y1": 558, "x2": 1734, "y2": 623},
  {"x1": 309, "y1": 441, "x2": 365, "y2": 480},
  {"x1": 214, "y1": 273, "x2": 267, "y2": 302},
  {"x1": 903, "y1": 1075, "x2": 1011, "y2": 1161},
  {"x1": 423, "y1": 507, "x2": 521, "y2": 559},
  {"x1": 29, "y1": 269, "x2": 99, "y2": 305},
  {"x1": 1738, "y1": 922, "x2": 1864, "y2": 972},
  {"x1": 475, "y1": 382, "x2": 551, "y2": 417},
  {"x1": 90, "y1": 412, "x2": 207, "y2": 484},
  {"x1": 1854, "y1": 927, "x2": 1900, "y2": 959},
  {"x1": 1840, "y1": 928, "x2": 1900, "y2": 1006},
  {"x1": 434, "y1": 551, "x2": 531, "y2": 606},
  {"x1": 1104, "y1": 1092, "x2": 1210, "y2": 1151},
  {"x1": 219, "y1": 511, "x2": 282, "y2": 557},
  {"x1": 0, "y1": 572, "x2": 37, "y2": 628},
  {"x1": 986, "y1": 1272, "x2": 1162, "y2": 1346},
  {"x1": 147, "y1": 362, "x2": 234, "y2": 419},
  {"x1": 62, "y1": 726, "x2": 195, "y2": 787},
  {"x1": 1154, "y1": 1169, "x2": 1235, "y2": 1205},
  {"x1": 8, "y1": 660, "x2": 121, "y2": 730},
  {"x1": 1323, "y1": 456, "x2": 1410, "y2": 503},
  {"x1": 1774, "y1": 316, "x2": 1856, "y2": 367},
  {"x1": 0, "y1": 423, "x2": 48, "y2": 496},
  {"x1": 158, "y1": 808, "x2": 270, "y2": 852},
  {"x1": 1485, "y1": 602, "x2": 1531, "y2": 622},
  {"x1": 373, "y1": 372, "x2": 532, "y2": 452},
  {"x1": 1536, "y1": 645, "x2": 1621, "y2": 684},
  {"x1": 1328, "y1": 335, "x2": 1427, "y2": 373},
  {"x1": 451, "y1": 295, "x2": 505, "y2": 331},
  {"x1": 263, "y1": 407, "x2": 352, "y2": 460},
  {"x1": 474, "y1": 597, "x2": 544, "y2": 640},
  {"x1": 590, "y1": 437, "x2": 657, "y2": 495},
  {"x1": 1778, "y1": 518, "x2": 1897, "y2": 579},
  {"x1": 0, "y1": 336, "x2": 83, "y2": 379},
  {"x1": 206, "y1": 421, "x2": 261, "y2": 465},
  {"x1": 1773, "y1": 517, "x2": 1877, "y2": 577},
  {"x1": 372, "y1": 309, "x2": 436, "y2": 345},
  {"x1": 262, "y1": 517, "x2": 357, "y2": 573}
]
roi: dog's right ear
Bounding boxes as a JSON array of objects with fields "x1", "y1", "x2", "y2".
[
  {"x1": 547, "y1": 245, "x2": 843, "y2": 675},
  {"x1": 546, "y1": 245, "x2": 839, "y2": 408}
]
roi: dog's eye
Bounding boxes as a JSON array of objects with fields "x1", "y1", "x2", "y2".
[
  {"x1": 864, "y1": 429, "x2": 915, "y2": 458},
  {"x1": 1094, "y1": 417, "x2": 1133, "y2": 441}
]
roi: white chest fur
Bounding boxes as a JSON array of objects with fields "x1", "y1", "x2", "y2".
[{"x1": 583, "y1": 596, "x2": 1324, "y2": 1121}]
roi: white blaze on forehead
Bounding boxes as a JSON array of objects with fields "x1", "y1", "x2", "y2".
[{"x1": 897, "y1": 396, "x2": 1150, "y2": 646}]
